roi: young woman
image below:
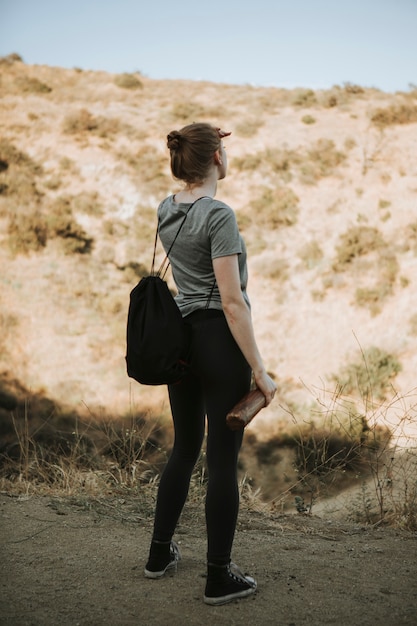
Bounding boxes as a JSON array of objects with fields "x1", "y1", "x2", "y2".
[{"x1": 144, "y1": 122, "x2": 277, "y2": 605}]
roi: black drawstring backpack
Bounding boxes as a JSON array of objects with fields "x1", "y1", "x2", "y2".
[{"x1": 126, "y1": 198, "x2": 204, "y2": 385}]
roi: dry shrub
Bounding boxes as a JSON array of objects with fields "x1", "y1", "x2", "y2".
[
  {"x1": 371, "y1": 103, "x2": 417, "y2": 127},
  {"x1": 233, "y1": 140, "x2": 345, "y2": 186},
  {"x1": 120, "y1": 145, "x2": 171, "y2": 193},
  {"x1": 265, "y1": 258, "x2": 289, "y2": 281},
  {"x1": 354, "y1": 249, "x2": 399, "y2": 315},
  {"x1": 0, "y1": 138, "x2": 43, "y2": 175},
  {"x1": 301, "y1": 115, "x2": 316, "y2": 125},
  {"x1": 114, "y1": 72, "x2": 143, "y2": 90},
  {"x1": 0, "y1": 140, "x2": 44, "y2": 220},
  {"x1": 343, "y1": 82, "x2": 365, "y2": 95},
  {"x1": 332, "y1": 226, "x2": 399, "y2": 314},
  {"x1": 233, "y1": 148, "x2": 297, "y2": 184},
  {"x1": 333, "y1": 225, "x2": 385, "y2": 270},
  {"x1": 298, "y1": 240, "x2": 324, "y2": 269},
  {"x1": 71, "y1": 191, "x2": 103, "y2": 216},
  {"x1": 7, "y1": 195, "x2": 94, "y2": 256},
  {"x1": 0, "y1": 52, "x2": 24, "y2": 65},
  {"x1": 332, "y1": 346, "x2": 402, "y2": 402},
  {"x1": 8, "y1": 207, "x2": 48, "y2": 253},
  {"x1": 299, "y1": 138, "x2": 346, "y2": 184},
  {"x1": 15, "y1": 75, "x2": 52, "y2": 94},
  {"x1": 251, "y1": 185, "x2": 299, "y2": 228},
  {"x1": 234, "y1": 118, "x2": 264, "y2": 137},
  {"x1": 400, "y1": 221, "x2": 417, "y2": 255},
  {"x1": 62, "y1": 108, "x2": 123, "y2": 138},
  {"x1": 170, "y1": 101, "x2": 219, "y2": 122},
  {"x1": 0, "y1": 376, "x2": 167, "y2": 493},
  {"x1": 292, "y1": 88, "x2": 317, "y2": 107},
  {"x1": 47, "y1": 196, "x2": 94, "y2": 253}
]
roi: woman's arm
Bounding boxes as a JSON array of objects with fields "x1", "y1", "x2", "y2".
[{"x1": 212, "y1": 254, "x2": 277, "y2": 405}]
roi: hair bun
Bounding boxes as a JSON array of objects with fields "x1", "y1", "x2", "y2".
[{"x1": 167, "y1": 131, "x2": 181, "y2": 151}]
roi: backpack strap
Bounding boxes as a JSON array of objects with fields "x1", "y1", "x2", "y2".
[{"x1": 153, "y1": 196, "x2": 208, "y2": 278}]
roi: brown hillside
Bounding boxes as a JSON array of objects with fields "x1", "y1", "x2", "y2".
[{"x1": 1, "y1": 56, "x2": 416, "y2": 484}]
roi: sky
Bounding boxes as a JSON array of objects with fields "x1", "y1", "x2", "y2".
[{"x1": 0, "y1": 0, "x2": 416, "y2": 93}]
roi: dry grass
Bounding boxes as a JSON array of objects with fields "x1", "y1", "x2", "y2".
[{"x1": 371, "y1": 103, "x2": 417, "y2": 127}]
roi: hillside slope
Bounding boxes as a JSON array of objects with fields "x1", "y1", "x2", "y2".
[{"x1": 1, "y1": 56, "x2": 417, "y2": 442}]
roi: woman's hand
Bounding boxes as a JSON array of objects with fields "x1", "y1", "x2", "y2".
[{"x1": 254, "y1": 370, "x2": 277, "y2": 406}]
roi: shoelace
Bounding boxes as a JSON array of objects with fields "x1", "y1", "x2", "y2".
[{"x1": 228, "y1": 563, "x2": 252, "y2": 585}]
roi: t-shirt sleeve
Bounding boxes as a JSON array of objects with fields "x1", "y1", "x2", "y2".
[{"x1": 209, "y1": 206, "x2": 242, "y2": 259}]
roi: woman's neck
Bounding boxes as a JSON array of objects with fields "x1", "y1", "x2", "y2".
[
  {"x1": 175, "y1": 171, "x2": 219, "y2": 203},
  {"x1": 174, "y1": 184, "x2": 216, "y2": 203}
]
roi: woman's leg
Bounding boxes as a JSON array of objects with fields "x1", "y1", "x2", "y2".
[
  {"x1": 193, "y1": 315, "x2": 251, "y2": 565},
  {"x1": 151, "y1": 372, "x2": 206, "y2": 542}
]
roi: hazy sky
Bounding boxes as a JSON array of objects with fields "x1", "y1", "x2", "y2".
[{"x1": 1, "y1": 0, "x2": 416, "y2": 92}]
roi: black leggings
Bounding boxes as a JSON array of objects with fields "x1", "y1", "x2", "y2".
[{"x1": 151, "y1": 310, "x2": 251, "y2": 564}]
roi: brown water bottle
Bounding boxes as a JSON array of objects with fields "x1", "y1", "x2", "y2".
[{"x1": 226, "y1": 389, "x2": 266, "y2": 431}]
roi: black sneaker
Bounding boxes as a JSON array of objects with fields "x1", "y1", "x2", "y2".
[
  {"x1": 204, "y1": 562, "x2": 257, "y2": 606},
  {"x1": 144, "y1": 540, "x2": 181, "y2": 579}
]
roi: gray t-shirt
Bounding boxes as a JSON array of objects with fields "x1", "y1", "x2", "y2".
[{"x1": 157, "y1": 195, "x2": 250, "y2": 317}]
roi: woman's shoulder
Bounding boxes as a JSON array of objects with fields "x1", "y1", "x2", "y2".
[{"x1": 198, "y1": 197, "x2": 234, "y2": 215}]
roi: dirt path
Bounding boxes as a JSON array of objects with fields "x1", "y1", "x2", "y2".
[{"x1": 1, "y1": 494, "x2": 416, "y2": 625}]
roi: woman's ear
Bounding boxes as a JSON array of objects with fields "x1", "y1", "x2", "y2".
[{"x1": 214, "y1": 150, "x2": 223, "y2": 166}]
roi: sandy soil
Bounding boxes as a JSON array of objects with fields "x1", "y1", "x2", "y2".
[{"x1": 1, "y1": 493, "x2": 416, "y2": 626}]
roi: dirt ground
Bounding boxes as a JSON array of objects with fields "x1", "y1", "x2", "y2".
[{"x1": 1, "y1": 494, "x2": 416, "y2": 626}]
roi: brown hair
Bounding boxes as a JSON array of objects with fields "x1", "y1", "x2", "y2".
[{"x1": 167, "y1": 123, "x2": 220, "y2": 185}]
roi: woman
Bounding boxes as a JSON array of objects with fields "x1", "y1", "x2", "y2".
[{"x1": 144, "y1": 122, "x2": 277, "y2": 605}]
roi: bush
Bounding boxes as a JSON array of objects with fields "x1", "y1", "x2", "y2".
[
  {"x1": 234, "y1": 118, "x2": 264, "y2": 137},
  {"x1": 15, "y1": 76, "x2": 52, "y2": 94},
  {"x1": 332, "y1": 346, "x2": 402, "y2": 401},
  {"x1": 0, "y1": 140, "x2": 44, "y2": 213},
  {"x1": 298, "y1": 240, "x2": 324, "y2": 269},
  {"x1": 302, "y1": 115, "x2": 316, "y2": 125},
  {"x1": 8, "y1": 208, "x2": 48, "y2": 253},
  {"x1": 299, "y1": 138, "x2": 346, "y2": 183},
  {"x1": 0, "y1": 53, "x2": 24, "y2": 65},
  {"x1": 371, "y1": 104, "x2": 417, "y2": 127},
  {"x1": 114, "y1": 73, "x2": 143, "y2": 90},
  {"x1": 62, "y1": 109, "x2": 122, "y2": 138},
  {"x1": 251, "y1": 185, "x2": 299, "y2": 228},
  {"x1": 47, "y1": 197, "x2": 94, "y2": 254},
  {"x1": 292, "y1": 88, "x2": 317, "y2": 107},
  {"x1": 333, "y1": 226, "x2": 385, "y2": 271}
]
